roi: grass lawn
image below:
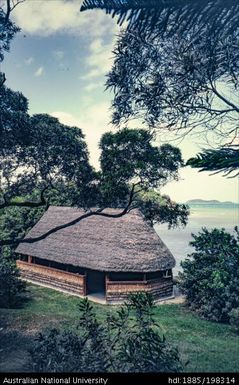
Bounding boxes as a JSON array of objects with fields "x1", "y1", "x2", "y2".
[{"x1": 0, "y1": 284, "x2": 238, "y2": 372}]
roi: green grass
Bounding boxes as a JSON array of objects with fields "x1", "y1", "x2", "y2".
[
  {"x1": 153, "y1": 305, "x2": 239, "y2": 372},
  {"x1": 0, "y1": 284, "x2": 238, "y2": 372}
]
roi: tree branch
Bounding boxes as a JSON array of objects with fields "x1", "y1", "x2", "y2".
[
  {"x1": 4, "y1": 0, "x2": 25, "y2": 23},
  {"x1": 4, "y1": 0, "x2": 11, "y2": 23},
  {"x1": 0, "y1": 185, "x2": 136, "y2": 246},
  {"x1": 0, "y1": 73, "x2": 6, "y2": 87},
  {"x1": 0, "y1": 185, "x2": 51, "y2": 210},
  {"x1": 209, "y1": 81, "x2": 239, "y2": 114},
  {"x1": 10, "y1": 0, "x2": 25, "y2": 12}
]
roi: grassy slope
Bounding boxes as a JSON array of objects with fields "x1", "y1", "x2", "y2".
[{"x1": 0, "y1": 284, "x2": 238, "y2": 372}]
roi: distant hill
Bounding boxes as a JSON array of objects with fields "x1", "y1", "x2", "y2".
[{"x1": 186, "y1": 199, "x2": 238, "y2": 205}]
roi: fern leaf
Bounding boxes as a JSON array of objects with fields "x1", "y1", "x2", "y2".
[{"x1": 80, "y1": 0, "x2": 239, "y2": 38}]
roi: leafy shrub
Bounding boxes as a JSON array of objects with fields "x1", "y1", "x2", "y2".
[
  {"x1": 30, "y1": 293, "x2": 182, "y2": 373},
  {"x1": 114, "y1": 293, "x2": 182, "y2": 372},
  {"x1": 179, "y1": 227, "x2": 239, "y2": 322},
  {"x1": 0, "y1": 249, "x2": 26, "y2": 308},
  {"x1": 229, "y1": 308, "x2": 239, "y2": 334}
]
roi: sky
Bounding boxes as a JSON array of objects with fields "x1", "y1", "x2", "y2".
[{"x1": 1, "y1": 0, "x2": 238, "y2": 203}]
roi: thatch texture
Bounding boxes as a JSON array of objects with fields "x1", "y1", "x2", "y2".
[{"x1": 16, "y1": 206, "x2": 175, "y2": 272}]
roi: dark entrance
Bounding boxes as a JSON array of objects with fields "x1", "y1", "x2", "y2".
[{"x1": 87, "y1": 270, "x2": 106, "y2": 296}]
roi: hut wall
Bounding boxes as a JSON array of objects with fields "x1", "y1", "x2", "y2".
[
  {"x1": 106, "y1": 276, "x2": 173, "y2": 303},
  {"x1": 17, "y1": 260, "x2": 86, "y2": 296}
]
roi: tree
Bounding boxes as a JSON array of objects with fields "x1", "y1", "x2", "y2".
[
  {"x1": 187, "y1": 147, "x2": 239, "y2": 178},
  {"x1": 106, "y1": 29, "x2": 239, "y2": 139},
  {"x1": 81, "y1": 0, "x2": 239, "y2": 176},
  {"x1": 138, "y1": 190, "x2": 188, "y2": 228},
  {"x1": 1, "y1": 127, "x2": 189, "y2": 246},
  {"x1": 0, "y1": 107, "x2": 95, "y2": 213},
  {"x1": 30, "y1": 293, "x2": 183, "y2": 372},
  {"x1": 99, "y1": 129, "x2": 184, "y2": 204},
  {"x1": 81, "y1": 1, "x2": 239, "y2": 39},
  {"x1": 0, "y1": 1, "x2": 23, "y2": 54},
  {"x1": 0, "y1": 84, "x2": 30, "y2": 151},
  {"x1": 0, "y1": 85, "x2": 100, "y2": 246},
  {"x1": 179, "y1": 228, "x2": 239, "y2": 323},
  {"x1": 0, "y1": 206, "x2": 45, "y2": 247},
  {"x1": 0, "y1": 0, "x2": 24, "y2": 85},
  {"x1": 0, "y1": 0, "x2": 188, "y2": 249}
]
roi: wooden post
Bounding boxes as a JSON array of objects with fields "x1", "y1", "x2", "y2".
[
  {"x1": 28, "y1": 255, "x2": 33, "y2": 264},
  {"x1": 84, "y1": 271, "x2": 87, "y2": 296},
  {"x1": 105, "y1": 274, "x2": 109, "y2": 302}
]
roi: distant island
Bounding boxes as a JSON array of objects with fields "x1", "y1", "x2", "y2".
[{"x1": 186, "y1": 199, "x2": 238, "y2": 205}]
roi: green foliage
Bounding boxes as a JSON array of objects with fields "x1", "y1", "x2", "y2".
[
  {"x1": 0, "y1": 3, "x2": 188, "y2": 245},
  {"x1": 2, "y1": 285, "x2": 239, "y2": 372},
  {"x1": 98, "y1": 128, "x2": 188, "y2": 227},
  {"x1": 31, "y1": 329, "x2": 84, "y2": 373},
  {"x1": 28, "y1": 114, "x2": 91, "y2": 182},
  {"x1": 82, "y1": 1, "x2": 239, "y2": 175},
  {"x1": 1, "y1": 126, "x2": 188, "y2": 245},
  {"x1": 31, "y1": 325, "x2": 109, "y2": 373},
  {"x1": 0, "y1": 110, "x2": 93, "y2": 198},
  {"x1": 0, "y1": 104, "x2": 100, "y2": 226},
  {"x1": 0, "y1": 4, "x2": 19, "y2": 63},
  {"x1": 187, "y1": 147, "x2": 239, "y2": 178},
  {"x1": 0, "y1": 248, "x2": 25, "y2": 308},
  {"x1": 80, "y1": 1, "x2": 238, "y2": 39},
  {"x1": 138, "y1": 190, "x2": 189, "y2": 228},
  {"x1": 0, "y1": 84, "x2": 30, "y2": 150},
  {"x1": 0, "y1": 206, "x2": 44, "y2": 246},
  {"x1": 179, "y1": 228, "x2": 239, "y2": 323},
  {"x1": 30, "y1": 293, "x2": 182, "y2": 373},
  {"x1": 113, "y1": 293, "x2": 182, "y2": 372},
  {"x1": 100, "y1": 130, "x2": 183, "y2": 184},
  {"x1": 229, "y1": 308, "x2": 239, "y2": 334},
  {"x1": 106, "y1": 29, "x2": 238, "y2": 140}
]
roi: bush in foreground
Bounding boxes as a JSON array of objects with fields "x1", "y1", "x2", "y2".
[
  {"x1": 30, "y1": 293, "x2": 182, "y2": 372},
  {"x1": 179, "y1": 227, "x2": 239, "y2": 322},
  {"x1": 229, "y1": 308, "x2": 239, "y2": 334},
  {"x1": 0, "y1": 248, "x2": 26, "y2": 308}
]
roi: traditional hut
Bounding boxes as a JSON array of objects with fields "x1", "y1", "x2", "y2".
[{"x1": 16, "y1": 206, "x2": 175, "y2": 303}]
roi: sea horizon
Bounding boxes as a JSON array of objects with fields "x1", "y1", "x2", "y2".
[{"x1": 155, "y1": 203, "x2": 239, "y2": 275}]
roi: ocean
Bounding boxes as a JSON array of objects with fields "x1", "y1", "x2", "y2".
[{"x1": 155, "y1": 204, "x2": 239, "y2": 275}]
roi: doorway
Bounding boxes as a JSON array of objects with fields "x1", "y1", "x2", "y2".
[{"x1": 86, "y1": 270, "x2": 106, "y2": 297}]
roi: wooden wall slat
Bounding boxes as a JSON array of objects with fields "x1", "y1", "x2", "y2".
[{"x1": 17, "y1": 260, "x2": 86, "y2": 296}]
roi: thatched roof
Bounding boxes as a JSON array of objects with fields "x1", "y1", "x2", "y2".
[{"x1": 16, "y1": 206, "x2": 175, "y2": 272}]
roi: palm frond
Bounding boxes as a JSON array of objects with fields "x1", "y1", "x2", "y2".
[
  {"x1": 80, "y1": 0, "x2": 239, "y2": 37},
  {"x1": 187, "y1": 147, "x2": 239, "y2": 178}
]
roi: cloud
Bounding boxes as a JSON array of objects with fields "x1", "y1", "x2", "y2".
[
  {"x1": 52, "y1": 50, "x2": 65, "y2": 60},
  {"x1": 12, "y1": 1, "x2": 118, "y2": 87},
  {"x1": 84, "y1": 82, "x2": 102, "y2": 92},
  {"x1": 34, "y1": 66, "x2": 44, "y2": 77},
  {"x1": 25, "y1": 57, "x2": 34, "y2": 65},
  {"x1": 12, "y1": 0, "x2": 118, "y2": 37},
  {"x1": 81, "y1": 37, "x2": 115, "y2": 83},
  {"x1": 51, "y1": 103, "x2": 113, "y2": 168}
]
